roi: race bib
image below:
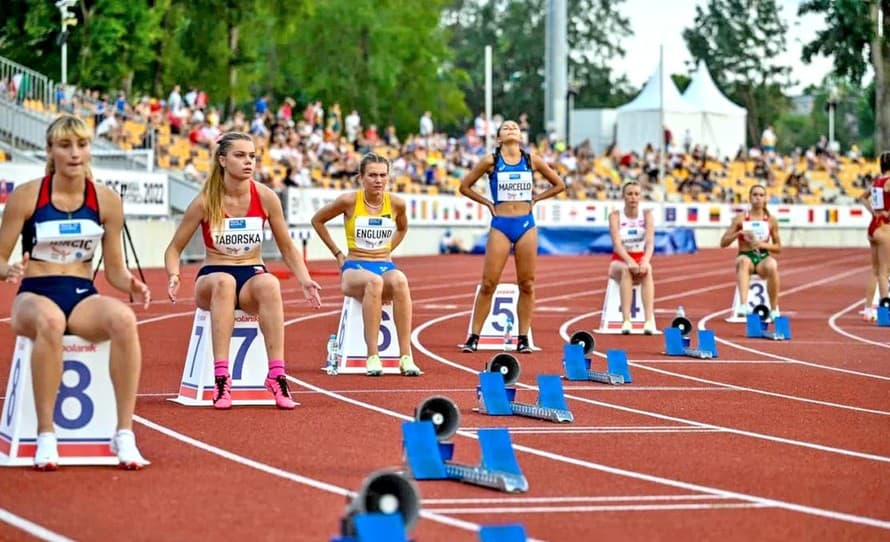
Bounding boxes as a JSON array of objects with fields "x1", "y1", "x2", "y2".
[
  {"x1": 32, "y1": 219, "x2": 104, "y2": 263},
  {"x1": 212, "y1": 217, "x2": 265, "y2": 255},
  {"x1": 353, "y1": 216, "x2": 396, "y2": 250},
  {"x1": 496, "y1": 171, "x2": 533, "y2": 202}
]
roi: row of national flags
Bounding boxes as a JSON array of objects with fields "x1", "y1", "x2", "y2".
[{"x1": 395, "y1": 193, "x2": 867, "y2": 227}]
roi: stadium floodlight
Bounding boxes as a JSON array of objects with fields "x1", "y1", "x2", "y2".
[{"x1": 56, "y1": 0, "x2": 77, "y2": 87}]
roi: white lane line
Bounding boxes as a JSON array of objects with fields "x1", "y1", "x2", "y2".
[
  {"x1": 0, "y1": 508, "x2": 74, "y2": 542},
  {"x1": 419, "y1": 311, "x2": 890, "y2": 464},
  {"x1": 697, "y1": 267, "x2": 890, "y2": 381},
  {"x1": 423, "y1": 494, "x2": 730, "y2": 504},
  {"x1": 562, "y1": 386, "x2": 730, "y2": 391},
  {"x1": 288, "y1": 373, "x2": 890, "y2": 530},
  {"x1": 632, "y1": 359, "x2": 788, "y2": 364},
  {"x1": 828, "y1": 299, "x2": 890, "y2": 349},
  {"x1": 424, "y1": 502, "x2": 772, "y2": 514},
  {"x1": 132, "y1": 415, "x2": 496, "y2": 538}
]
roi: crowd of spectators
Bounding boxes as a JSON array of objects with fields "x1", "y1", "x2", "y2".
[{"x1": 1, "y1": 76, "x2": 879, "y2": 206}]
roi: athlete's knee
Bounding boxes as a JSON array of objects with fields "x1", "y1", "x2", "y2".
[
  {"x1": 211, "y1": 276, "x2": 237, "y2": 298},
  {"x1": 34, "y1": 312, "x2": 66, "y2": 340},
  {"x1": 479, "y1": 276, "x2": 498, "y2": 295},
  {"x1": 386, "y1": 271, "x2": 409, "y2": 292},
  {"x1": 107, "y1": 306, "x2": 138, "y2": 338},
  {"x1": 364, "y1": 275, "x2": 384, "y2": 296},
  {"x1": 518, "y1": 278, "x2": 535, "y2": 295}
]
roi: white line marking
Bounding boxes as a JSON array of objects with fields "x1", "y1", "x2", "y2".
[
  {"x1": 289, "y1": 374, "x2": 890, "y2": 530},
  {"x1": 0, "y1": 508, "x2": 74, "y2": 542},
  {"x1": 424, "y1": 502, "x2": 772, "y2": 514},
  {"x1": 423, "y1": 494, "x2": 731, "y2": 504},
  {"x1": 697, "y1": 267, "x2": 890, "y2": 382},
  {"x1": 632, "y1": 359, "x2": 788, "y2": 364},
  {"x1": 133, "y1": 415, "x2": 494, "y2": 538},
  {"x1": 562, "y1": 386, "x2": 730, "y2": 392},
  {"x1": 828, "y1": 298, "x2": 890, "y2": 350}
]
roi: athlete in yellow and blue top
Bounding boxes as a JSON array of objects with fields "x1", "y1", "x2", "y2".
[
  {"x1": 458, "y1": 120, "x2": 565, "y2": 353},
  {"x1": 311, "y1": 152, "x2": 421, "y2": 376}
]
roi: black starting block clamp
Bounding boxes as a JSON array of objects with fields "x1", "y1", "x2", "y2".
[
  {"x1": 746, "y1": 304, "x2": 792, "y2": 340},
  {"x1": 563, "y1": 331, "x2": 632, "y2": 384},
  {"x1": 476, "y1": 354, "x2": 574, "y2": 423},
  {"x1": 663, "y1": 308, "x2": 719, "y2": 359},
  {"x1": 878, "y1": 297, "x2": 890, "y2": 327},
  {"x1": 402, "y1": 396, "x2": 528, "y2": 493}
]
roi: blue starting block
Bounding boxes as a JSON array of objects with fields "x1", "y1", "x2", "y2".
[
  {"x1": 479, "y1": 524, "x2": 528, "y2": 542},
  {"x1": 746, "y1": 314, "x2": 792, "y2": 340},
  {"x1": 664, "y1": 327, "x2": 719, "y2": 359},
  {"x1": 478, "y1": 372, "x2": 573, "y2": 422},
  {"x1": 877, "y1": 307, "x2": 890, "y2": 327},
  {"x1": 329, "y1": 514, "x2": 409, "y2": 542},
  {"x1": 402, "y1": 421, "x2": 528, "y2": 492},
  {"x1": 562, "y1": 344, "x2": 631, "y2": 384}
]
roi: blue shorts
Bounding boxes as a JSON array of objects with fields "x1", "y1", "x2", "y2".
[
  {"x1": 491, "y1": 214, "x2": 536, "y2": 244},
  {"x1": 197, "y1": 264, "x2": 268, "y2": 309},
  {"x1": 341, "y1": 260, "x2": 397, "y2": 276},
  {"x1": 18, "y1": 276, "x2": 98, "y2": 318}
]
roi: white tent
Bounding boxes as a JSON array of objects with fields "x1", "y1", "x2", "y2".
[
  {"x1": 683, "y1": 61, "x2": 747, "y2": 160},
  {"x1": 616, "y1": 61, "x2": 701, "y2": 155}
]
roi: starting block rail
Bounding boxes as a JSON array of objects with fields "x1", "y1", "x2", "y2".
[
  {"x1": 562, "y1": 344, "x2": 632, "y2": 385},
  {"x1": 477, "y1": 372, "x2": 574, "y2": 423},
  {"x1": 402, "y1": 421, "x2": 528, "y2": 493}
]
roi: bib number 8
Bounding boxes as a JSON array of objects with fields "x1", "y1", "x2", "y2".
[{"x1": 53, "y1": 360, "x2": 94, "y2": 430}]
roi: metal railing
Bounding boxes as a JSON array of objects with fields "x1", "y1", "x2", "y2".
[{"x1": 0, "y1": 55, "x2": 56, "y2": 109}]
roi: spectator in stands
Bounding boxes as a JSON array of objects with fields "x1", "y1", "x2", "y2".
[
  {"x1": 345, "y1": 109, "x2": 361, "y2": 145},
  {"x1": 326, "y1": 103, "x2": 342, "y2": 138},
  {"x1": 164, "y1": 131, "x2": 321, "y2": 409},
  {"x1": 419, "y1": 111, "x2": 434, "y2": 141},
  {"x1": 459, "y1": 120, "x2": 565, "y2": 353},
  {"x1": 608, "y1": 181, "x2": 656, "y2": 334},
  {"x1": 720, "y1": 184, "x2": 783, "y2": 319},
  {"x1": 310, "y1": 152, "x2": 422, "y2": 377},
  {"x1": 0, "y1": 114, "x2": 150, "y2": 469}
]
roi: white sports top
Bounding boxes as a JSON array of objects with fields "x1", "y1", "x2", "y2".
[
  {"x1": 618, "y1": 209, "x2": 646, "y2": 253},
  {"x1": 742, "y1": 214, "x2": 771, "y2": 242}
]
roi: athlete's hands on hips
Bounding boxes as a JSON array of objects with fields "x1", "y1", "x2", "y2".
[
  {"x1": 485, "y1": 201, "x2": 496, "y2": 216},
  {"x1": 130, "y1": 276, "x2": 151, "y2": 310},
  {"x1": 3, "y1": 252, "x2": 29, "y2": 284},
  {"x1": 301, "y1": 279, "x2": 322, "y2": 309},
  {"x1": 167, "y1": 274, "x2": 181, "y2": 303}
]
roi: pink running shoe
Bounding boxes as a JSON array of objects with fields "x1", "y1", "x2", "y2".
[
  {"x1": 265, "y1": 375, "x2": 297, "y2": 410},
  {"x1": 212, "y1": 375, "x2": 232, "y2": 410}
]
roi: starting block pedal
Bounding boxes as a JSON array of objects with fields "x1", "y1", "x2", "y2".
[
  {"x1": 746, "y1": 311, "x2": 792, "y2": 341},
  {"x1": 663, "y1": 328, "x2": 718, "y2": 359},
  {"x1": 878, "y1": 298, "x2": 890, "y2": 327},
  {"x1": 479, "y1": 524, "x2": 528, "y2": 542},
  {"x1": 402, "y1": 421, "x2": 528, "y2": 493},
  {"x1": 562, "y1": 343, "x2": 627, "y2": 384}
]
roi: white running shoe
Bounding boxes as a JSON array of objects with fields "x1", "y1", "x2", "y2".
[
  {"x1": 735, "y1": 304, "x2": 750, "y2": 317},
  {"x1": 643, "y1": 319, "x2": 657, "y2": 335},
  {"x1": 34, "y1": 432, "x2": 59, "y2": 471},
  {"x1": 620, "y1": 320, "x2": 632, "y2": 335},
  {"x1": 111, "y1": 429, "x2": 149, "y2": 470},
  {"x1": 770, "y1": 308, "x2": 781, "y2": 321}
]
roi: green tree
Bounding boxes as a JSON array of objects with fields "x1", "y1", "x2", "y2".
[
  {"x1": 683, "y1": 0, "x2": 793, "y2": 144},
  {"x1": 444, "y1": 0, "x2": 633, "y2": 138},
  {"x1": 799, "y1": 0, "x2": 890, "y2": 154},
  {"x1": 0, "y1": 0, "x2": 167, "y2": 94}
]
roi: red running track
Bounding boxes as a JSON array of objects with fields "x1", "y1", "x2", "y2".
[{"x1": 0, "y1": 247, "x2": 888, "y2": 541}]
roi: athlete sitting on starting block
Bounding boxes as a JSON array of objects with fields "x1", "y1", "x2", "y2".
[
  {"x1": 0, "y1": 115, "x2": 150, "y2": 469},
  {"x1": 310, "y1": 152, "x2": 421, "y2": 376},
  {"x1": 861, "y1": 152, "x2": 890, "y2": 320},
  {"x1": 720, "y1": 185, "x2": 783, "y2": 320},
  {"x1": 609, "y1": 181, "x2": 656, "y2": 334},
  {"x1": 165, "y1": 132, "x2": 322, "y2": 409}
]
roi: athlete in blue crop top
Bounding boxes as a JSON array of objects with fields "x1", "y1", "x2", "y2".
[
  {"x1": 165, "y1": 132, "x2": 321, "y2": 410},
  {"x1": 0, "y1": 114, "x2": 151, "y2": 470},
  {"x1": 458, "y1": 120, "x2": 565, "y2": 353}
]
